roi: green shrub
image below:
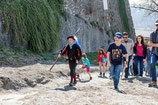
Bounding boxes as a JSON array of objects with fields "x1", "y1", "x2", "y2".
[
  {"x1": 0, "y1": 0, "x2": 65, "y2": 53},
  {"x1": 118, "y1": 0, "x2": 131, "y2": 37}
]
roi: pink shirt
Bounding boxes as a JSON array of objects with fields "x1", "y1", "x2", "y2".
[{"x1": 135, "y1": 44, "x2": 144, "y2": 56}]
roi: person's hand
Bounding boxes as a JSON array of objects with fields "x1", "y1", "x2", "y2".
[
  {"x1": 76, "y1": 60, "x2": 79, "y2": 64},
  {"x1": 107, "y1": 62, "x2": 111, "y2": 70},
  {"x1": 143, "y1": 59, "x2": 147, "y2": 65},
  {"x1": 131, "y1": 58, "x2": 134, "y2": 63},
  {"x1": 124, "y1": 63, "x2": 127, "y2": 68},
  {"x1": 58, "y1": 54, "x2": 61, "y2": 58}
]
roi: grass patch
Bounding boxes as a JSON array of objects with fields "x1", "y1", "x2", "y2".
[
  {"x1": 0, "y1": 45, "x2": 99, "y2": 66},
  {"x1": 40, "y1": 53, "x2": 66, "y2": 62},
  {"x1": 86, "y1": 52, "x2": 98, "y2": 65}
]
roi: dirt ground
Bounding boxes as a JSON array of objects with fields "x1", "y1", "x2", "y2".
[{"x1": 0, "y1": 63, "x2": 158, "y2": 105}]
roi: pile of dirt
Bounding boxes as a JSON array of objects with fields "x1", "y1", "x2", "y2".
[{"x1": 0, "y1": 63, "x2": 98, "y2": 90}]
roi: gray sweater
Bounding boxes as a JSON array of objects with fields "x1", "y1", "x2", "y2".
[{"x1": 121, "y1": 38, "x2": 134, "y2": 56}]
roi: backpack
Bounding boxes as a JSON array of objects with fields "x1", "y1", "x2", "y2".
[{"x1": 74, "y1": 36, "x2": 81, "y2": 48}]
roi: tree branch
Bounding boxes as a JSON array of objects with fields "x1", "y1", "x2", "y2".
[
  {"x1": 151, "y1": 0, "x2": 158, "y2": 7},
  {"x1": 133, "y1": 6, "x2": 158, "y2": 13}
]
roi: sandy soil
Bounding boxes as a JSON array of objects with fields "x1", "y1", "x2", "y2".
[{"x1": 0, "y1": 63, "x2": 158, "y2": 105}]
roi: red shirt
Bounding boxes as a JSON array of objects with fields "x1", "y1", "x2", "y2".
[
  {"x1": 135, "y1": 44, "x2": 144, "y2": 57},
  {"x1": 98, "y1": 53, "x2": 107, "y2": 63}
]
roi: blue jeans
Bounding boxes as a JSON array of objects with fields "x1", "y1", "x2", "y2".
[
  {"x1": 109, "y1": 65, "x2": 112, "y2": 77},
  {"x1": 146, "y1": 59, "x2": 152, "y2": 77},
  {"x1": 134, "y1": 56, "x2": 144, "y2": 76},
  {"x1": 110, "y1": 64, "x2": 122, "y2": 89},
  {"x1": 129, "y1": 65, "x2": 134, "y2": 76},
  {"x1": 150, "y1": 53, "x2": 158, "y2": 82},
  {"x1": 124, "y1": 55, "x2": 132, "y2": 78}
]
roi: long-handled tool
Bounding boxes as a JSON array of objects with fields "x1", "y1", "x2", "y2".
[
  {"x1": 49, "y1": 44, "x2": 68, "y2": 71},
  {"x1": 121, "y1": 66, "x2": 126, "y2": 79},
  {"x1": 49, "y1": 28, "x2": 80, "y2": 71}
]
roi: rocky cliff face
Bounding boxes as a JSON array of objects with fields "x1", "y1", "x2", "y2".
[
  {"x1": 0, "y1": 0, "x2": 135, "y2": 53},
  {"x1": 58, "y1": 13, "x2": 112, "y2": 53},
  {"x1": 57, "y1": 0, "x2": 135, "y2": 52}
]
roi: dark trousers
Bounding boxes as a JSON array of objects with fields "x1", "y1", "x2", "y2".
[
  {"x1": 150, "y1": 53, "x2": 158, "y2": 82},
  {"x1": 123, "y1": 55, "x2": 132, "y2": 78},
  {"x1": 134, "y1": 56, "x2": 144, "y2": 76},
  {"x1": 69, "y1": 62, "x2": 77, "y2": 78}
]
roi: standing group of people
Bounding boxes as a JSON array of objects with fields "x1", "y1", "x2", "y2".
[{"x1": 57, "y1": 20, "x2": 158, "y2": 90}]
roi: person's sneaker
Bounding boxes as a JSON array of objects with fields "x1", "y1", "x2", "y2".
[
  {"x1": 69, "y1": 82, "x2": 73, "y2": 86},
  {"x1": 148, "y1": 81, "x2": 157, "y2": 87},
  {"x1": 103, "y1": 73, "x2": 105, "y2": 77},
  {"x1": 109, "y1": 76, "x2": 112, "y2": 80},
  {"x1": 100, "y1": 72, "x2": 102, "y2": 76},
  {"x1": 73, "y1": 81, "x2": 77, "y2": 85},
  {"x1": 139, "y1": 74, "x2": 143, "y2": 77},
  {"x1": 134, "y1": 74, "x2": 138, "y2": 76},
  {"x1": 90, "y1": 77, "x2": 92, "y2": 80},
  {"x1": 114, "y1": 86, "x2": 118, "y2": 90},
  {"x1": 77, "y1": 74, "x2": 80, "y2": 78}
]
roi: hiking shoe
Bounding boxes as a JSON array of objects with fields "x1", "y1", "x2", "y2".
[
  {"x1": 139, "y1": 74, "x2": 143, "y2": 77},
  {"x1": 148, "y1": 81, "x2": 157, "y2": 87},
  {"x1": 69, "y1": 82, "x2": 73, "y2": 86},
  {"x1": 100, "y1": 72, "x2": 102, "y2": 76},
  {"x1": 114, "y1": 86, "x2": 119, "y2": 90},
  {"x1": 73, "y1": 81, "x2": 77, "y2": 85},
  {"x1": 77, "y1": 74, "x2": 80, "y2": 78},
  {"x1": 90, "y1": 77, "x2": 92, "y2": 80},
  {"x1": 103, "y1": 73, "x2": 105, "y2": 77},
  {"x1": 109, "y1": 76, "x2": 112, "y2": 80},
  {"x1": 134, "y1": 74, "x2": 138, "y2": 76}
]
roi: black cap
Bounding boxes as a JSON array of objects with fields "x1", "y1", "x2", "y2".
[
  {"x1": 67, "y1": 36, "x2": 75, "y2": 40},
  {"x1": 155, "y1": 20, "x2": 158, "y2": 25},
  {"x1": 123, "y1": 32, "x2": 128, "y2": 35}
]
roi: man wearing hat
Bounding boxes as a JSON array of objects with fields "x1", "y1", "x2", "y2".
[
  {"x1": 107, "y1": 32, "x2": 128, "y2": 90},
  {"x1": 58, "y1": 36, "x2": 82, "y2": 86},
  {"x1": 121, "y1": 32, "x2": 134, "y2": 78},
  {"x1": 148, "y1": 20, "x2": 158, "y2": 87}
]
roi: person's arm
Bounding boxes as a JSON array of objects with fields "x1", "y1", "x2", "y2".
[
  {"x1": 75, "y1": 45, "x2": 82, "y2": 63},
  {"x1": 144, "y1": 45, "x2": 147, "y2": 59},
  {"x1": 149, "y1": 32, "x2": 158, "y2": 47},
  {"x1": 124, "y1": 54, "x2": 128, "y2": 68},
  {"x1": 107, "y1": 52, "x2": 111, "y2": 70},
  {"x1": 58, "y1": 45, "x2": 68, "y2": 58},
  {"x1": 149, "y1": 41, "x2": 158, "y2": 47},
  {"x1": 133, "y1": 44, "x2": 136, "y2": 56},
  {"x1": 104, "y1": 52, "x2": 107, "y2": 58},
  {"x1": 131, "y1": 40, "x2": 134, "y2": 53},
  {"x1": 97, "y1": 54, "x2": 100, "y2": 63},
  {"x1": 122, "y1": 45, "x2": 128, "y2": 68},
  {"x1": 83, "y1": 63, "x2": 87, "y2": 67},
  {"x1": 143, "y1": 45, "x2": 147, "y2": 64}
]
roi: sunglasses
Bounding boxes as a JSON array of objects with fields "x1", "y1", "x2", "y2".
[{"x1": 123, "y1": 37, "x2": 128, "y2": 38}]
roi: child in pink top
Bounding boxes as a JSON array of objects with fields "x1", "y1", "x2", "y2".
[{"x1": 98, "y1": 48, "x2": 107, "y2": 77}]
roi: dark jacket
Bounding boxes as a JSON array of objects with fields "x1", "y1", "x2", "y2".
[
  {"x1": 146, "y1": 48, "x2": 152, "y2": 61},
  {"x1": 61, "y1": 44, "x2": 82, "y2": 62},
  {"x1": 150, "y1": 29, "x2": 158, "y2": 53},
  {"x1": 133, "y1": 43, "x2": 147, "y2": 59}
]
